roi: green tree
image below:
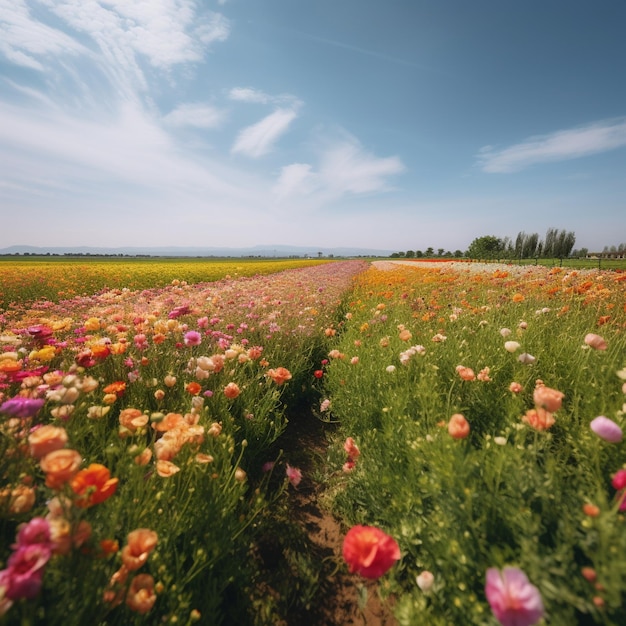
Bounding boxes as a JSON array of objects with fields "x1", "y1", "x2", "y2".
[{"x1": 466, "y1": 235, "x2": 504, "y2": 259}]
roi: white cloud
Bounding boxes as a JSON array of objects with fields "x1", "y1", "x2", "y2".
[
  {"x1": 0, "y1": 0, "x2": 88, "y2": 70},
  {"x1": 478, "y1": 118, "x2": 626, "y2": 173},
  {"x1": 163, "y1": 103, "x2": 226, "y2": 128},
  {"x1": 231, "y1": 108, "x2": 298, "y2": 158},
  {"x1": 229, "y1": 87, "x2": 272, "y2": 104},
  {"x1": 274, "y1": 137, "x2": 405, "y2": 201},
  {"x1": 274, "y1": 163, "x2": 315, "y2": 198}
]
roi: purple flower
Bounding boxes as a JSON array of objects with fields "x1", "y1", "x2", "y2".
[
  {"x1": 486, "y1": 567, "x2": 544, "y2": 626},
  {"x1": 0, "y1": 397, "x2": 45, "y2": 418},
  {"x1": 590, "y1": 416, "x2": 623, "y2": 443}
]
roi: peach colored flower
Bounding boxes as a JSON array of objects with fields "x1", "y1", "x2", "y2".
[
  {"x1": 28, "y1": 425, "x2": 68, "y2": 460},
  {"x1": 121, "y1": 529, "x2": 158, "y2": 571},
  {"x1": 509, "y1": 382, "x2": 523, "y2": 394},
  {"x1": 134, "y1": 448, "x2": 153, "y2": 466},
  {"x1": 533, "y1": 385, "x2": 564, "y2": 413},
  {"x1": 456, "y1": 365, "x2": 476, "y2": 381},
  {"x1": 152, "y1": 412, "x2": 185, "y2": 433},
  {"x1": 267, "y1": 367, "x2": 292, "y2": 385},
  {"x1": 156, "y1": 460, "x2": 180, "y2": 478},
  {"x1": 0, "y1": 485, "x2": 36, "y2": 514},
  {"x1": 223, "y1": 382, "x2": 240, "y2": 399},
  {"x1": 126, "y1": 574, "x2": 157, "y2": 614},
  {"x1": 448, "y1": 414, "x2": 470, "y2": 439},
  {"x1": 119, "y1": 408, "x2": 149, "y2": 434},
  {"x1": 584, "y1": 333, "x2": 607, "y2": 350},
  {"x1": 343, "y1": 437, "x2": 360, "y2": 460},
  {"x1": 522, "y1": 407, "x2": 555, "y2": 430},
  {"x1": 40, "y1": 449, "x2": 82, "y2": 489},
  {"x1": 398, "y1": 329, "x2": 412, "y2": 342}
]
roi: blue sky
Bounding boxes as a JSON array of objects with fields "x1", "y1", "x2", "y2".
[{"x1": 0, "y1": 0, "x2": 624, "y2": 253}]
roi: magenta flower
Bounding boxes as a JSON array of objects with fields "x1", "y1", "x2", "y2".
[
  {"x1": 486, "y1": 567, "x2": 544, "y2": 626},
  {"x1": 14, "y1": 518, "x2": 51, "y2": 549},
  {"x1": 611, "y1": 469, "x2": 626, "y2": 511},
  {"x1": 183, "y1": 330, "x2": 202, "y2": 347},
  {"x1": 4, "y1": 543, "x2": 51, "y2": 600},
  {"x1": 590, "y1": 416, "x2": 623, "y2": 443},
  {"x1": 0, "y1": 397, "x2": 45, "y2": 419},
  {"x1": 285, "y1": 464, "x2": 302, "y2": 488}
]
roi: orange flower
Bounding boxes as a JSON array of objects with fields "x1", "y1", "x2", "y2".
[
  {"x1": 126, "y1": 574, "x2": 157, "y2": 614},
  {"x1": 103, "y1": 381, "x2": 126, "y2": 397},
  {"x1": 70, "y1": 463, "x2": 119, "y2": 507},
  {"x1": 512, "y1": 293, "x2": 525, "y2": 302},
  {"x1": 99, "y1": 539, "x2": 120, "y2": 556},
  {"x1": 40, "y1": 448, "x2": 82, "y2": 489},
  {"x1": 582, "y1": 503, "x2": 600, "y2": 517},
  {"x1": 522, "y1": 407, "x2": 555, "y2": 430},
  {"x1": 267, "y1": 367, "x2": 292, "y2": 385},
  {"x1": 0, "y1": 485, "x2": 36, "y2": 514},
  {"x1": 223, "y1": 382, "x2": 241, "y2": 399},
  {"x1": 185, "y1": 381, "x2": 202, "y2": 396},
  {"x1": 152, "y1": 412, "x2": 185, "y2": 432},
  {"x1": 448, "y1": 413, "x2": 470, "y2": 439},
  {"x1": 121, "y1": 529, "x2": 158, "y2": 571},
  {"x1": 28, "y1": 424, "x2": 68, "y2": 460}
]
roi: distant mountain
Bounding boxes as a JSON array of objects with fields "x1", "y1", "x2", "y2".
[{"x1": 0, "y1": 244, "x2": 393, "y2": 258}]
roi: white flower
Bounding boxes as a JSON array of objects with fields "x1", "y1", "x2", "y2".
[
  {"x1": 500, "y1": 328, "x2": 512, "y2": 338},
  {"x1": 416, "y1": 571, "x2": 434, "y2": 592},
  {"x1": 504, "y1": 341, "x2": 521, "y2": 353},
  {"x1": 518, "y1": 353, "x2": 536, "y2": 365},
  {"x1": 386, "y1": 365, "x2": 396, "y2": 373}
]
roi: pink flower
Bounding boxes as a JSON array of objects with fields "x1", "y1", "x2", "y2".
[
  {"x1": 456, "y1": 365, "x2": 476, "y2": 381},
  {"x1": 344, "y1": 437, "x2": 360, "y2": 459},
  {"x1": 584, "y1": 333, "x2": 607, "y2": 351},
  {"x1": 183, "y1": 331, "x2": 202, "y2": 347},
  {"x1": 533, "y1": 385, "x2": 564, "y2": 413},
  {"x1": 485, "y1": 567, "x2": 544, "y2": 626},
  {"x1": 4, "y1": 543, "x2": 52, "y2": 600},
  {"x1": 509, "y1": 382, "x2": 523, "y2": 394},
  {"x1": 590, "y1": 416, "x2": 623, "y2": 443},
  {"x1": 286, "y1": 464, "x2": 302, "y2": 488}
]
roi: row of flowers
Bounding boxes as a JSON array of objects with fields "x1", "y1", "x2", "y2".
[
  {"x1": 324, "y1": 261, "x2": 626, "y2": 625},
  {"x1": 0, "y1": 260, "x2": 366, "y2": 624}
]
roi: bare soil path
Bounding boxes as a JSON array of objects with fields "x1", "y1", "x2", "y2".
[{"x1": 278, "y1": 410, "x2": 397, "y2": 626}]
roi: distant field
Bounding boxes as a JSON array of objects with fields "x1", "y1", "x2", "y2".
[
  {"x1": 474, "y1": 257, "x2": 626, "y2": 271},
  {"x1": 0, "y1": 256, "x2": 331, "y2": 310}
]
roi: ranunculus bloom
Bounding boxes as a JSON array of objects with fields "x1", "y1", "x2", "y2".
[
  {"x1": 416, "y1": 570, "x2": 435, "y2": 592},
  {"x1": 533, "y1": 385, "x2": 564, "y2": 413},
  {"x1": 126, "y1": 573, "x2": 157, "y2": 614},
  {"x1": 156, "y1": 460, "x2": 180, "y2": 477},
  {"x1": 456, "y1": 365, "x2": 476, "y2": 381},
  {"x1": 448, "y1": 413, "x2": 470, "y2": 439},
  {"x1": 522, "y1": 408, "x2": 555, "y2": 431},
  {"x1": 183, "y1": 330, "x2": 202, "y2": 347},
  {"x1": 119, "y1": 408, "x2": 149, "y2": 434},
  {"x1": 121, "y1": 529, "x2": 158, "y2": 571},
  {"x1": 504, "y1": 341, "x2": 521, "y2": 353},
  {"x1": 509, "y1": 382, "x2": 523, "y2": 394},
  {"x1": 70, "y1": 464, "x2": 119, "y2": 507},
  {"x1": 344, "y1": 437, "x2": 360, "y2": 460},
  {"x1": 485, "y1": 566, "x2": 544, "y2": 626},
  {"x1": 103, "y1": 381, "x2": 126, "y2": 397},
  {"x1": 28, "y1": 425, "x2": 68, "y2": 460},
  {"x1": 0, "y1": 485, "x2": 36, "y2": 515},
  {"x1": 584, "y1": 333, "x2": 607, "y2": 350},
  {"x1": 286, "y1": 464, "x2": 302, "y2": 488},
  {"x1": 0, "y1": 397, "x2": 45, "y2": 418},
  {"x1": 612, "y1": 469, "x2": 626, "y2": 490},
  {"x1": 590, "y1": 416, "x2": 623, "y2": 443},
  {"x1": 4, "y1": 543, "x2": 51, "y2": 600},
  {"x1": 267, "y1": 367, "x2": 292, "y2": 385},
  {"x1": 518, "y1": 353, "x2": 536, "y2": 365},
  {"x1": 40, "y1": 449, "x2": 82, "y2": 489},
  {"x1": 223, "y1": 382, "x2": 240, "y2": 399},
  {"x1": 342, "y1": 525, "x2": 401, "y2": 579}
]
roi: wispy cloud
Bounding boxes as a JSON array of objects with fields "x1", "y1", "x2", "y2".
[
  {"x1": 162, "y1": 103, "x2": 226, "y2": 129},
  {"x1": 228, "y1": 86, "x2": 301, "y2": 108},
  {"x1": 0, "y1": 0, "x2": 88, "y2": 70},
  {"x1": 478, "y1": 118, "x2": 626, "y2": 173},
  {"x1": 274, "y1": 137, "x2": 405, "y2": 200},
  {"x1": 231, "y1": 108, "x2": 298, "y2": 158}
]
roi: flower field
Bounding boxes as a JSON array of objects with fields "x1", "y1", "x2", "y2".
[
  {"x1": 1, "y1": 258, "x2": 626, "y2": 625},
  {"x1": 321, "y1": 261, "x2": 626, "y2": 625}
]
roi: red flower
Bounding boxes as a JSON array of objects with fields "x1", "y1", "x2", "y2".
[
  {"x1": 342, "y1": 525, "x2": 401, "y2": 579},
  {"x1": 313, "y1": 370, "x2": 324, "y2": 379}
]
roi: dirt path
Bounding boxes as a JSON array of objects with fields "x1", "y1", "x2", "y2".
[{"x1": 279, "y1": 411, "x2": 397, "y2": 626}]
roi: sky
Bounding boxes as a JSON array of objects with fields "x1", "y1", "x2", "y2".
[{"x1": 0, "y1": 0, "x2": 625, "y2": 253}]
